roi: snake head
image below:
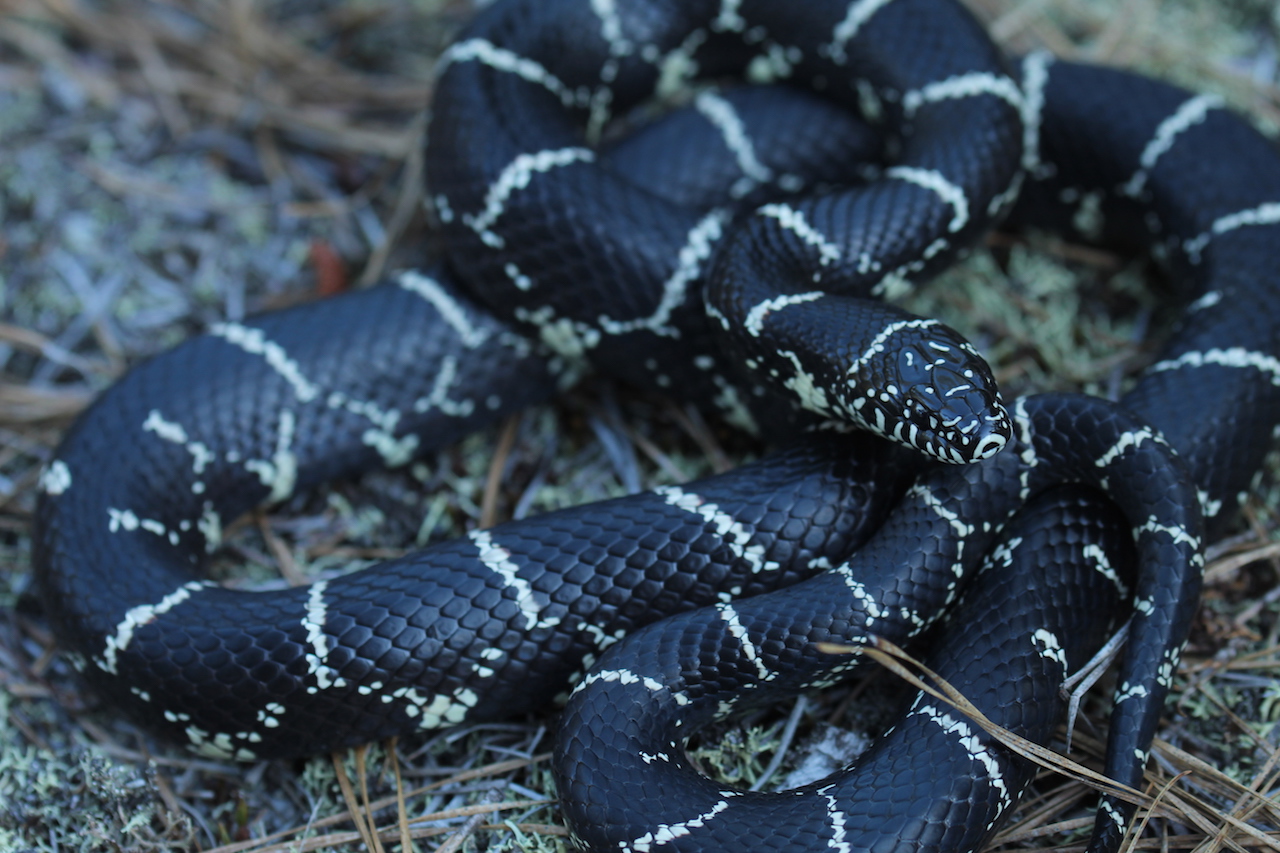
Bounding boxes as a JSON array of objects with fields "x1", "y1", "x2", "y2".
[{"x1": 848, "y1": 320, "x2": 1011, "y2": 464}]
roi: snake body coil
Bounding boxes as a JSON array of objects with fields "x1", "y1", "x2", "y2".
[{"x1": 31, "y1": 2, "x2": 1280, "y2": 852}]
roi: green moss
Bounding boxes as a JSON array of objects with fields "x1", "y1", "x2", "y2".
[{"x1": 0, "y1": 737, "x2": 196, "y2": 851}]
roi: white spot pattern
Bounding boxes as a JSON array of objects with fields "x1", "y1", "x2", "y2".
[
  {"x1": 39, "y1": 460, "x2": 71, "y2": 495},
  {"x1": 824, "y1": 0, "x2": 898, "y2": 64},
  {"x1": 902, "y1": 71, "x2": 1021, "y2": 117},
  {"x1": 1149, "y1": 347, "x2": 1280, "y2": 386},
  {"x1": 757, "y1": 204, "x2": 842, "y2": 266},
  {"x1": 470, "y1": 529, "x2": 554, "y2": 630},
  {"x1": 302, "y1": 581, "x2": 344, "y2": 690},
  {"x1": 99, "y1": 580, "x2": 213, "y2": 675},
  {"x1": 885, "y1": 166, "x2": 970, "y2": 232},
  {"x1": 463, "y1": 148, "x2": 596, "y2": 249},
  {"x1": 655, "y1": 485, "x2": 778, "y2": 573},
  {"x1": 439, "y1": 39, "x2": 584, "y2": 108},
  {"x1": 743, "y1": 291, "x2": 825, "y2": 337},
  {"x1": 716, "y1": 603, "x2": 773, "y2": 681},
  {"x1": 624, "y1": 797, "x2": 736, "y2": 852},
  {"x1": 914, "y1": 703, "x2": 1010, "y2": 822},
  {"x1": 1184, "y1": 201, "x2": 1280, "y2": 262},
  {"x1": 1121, "y1": 93, "x2": 1223, "y2": 198}
]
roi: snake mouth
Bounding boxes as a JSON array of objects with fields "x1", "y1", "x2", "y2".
[
  {"x1": 970, "y1": 430, "x2": 1009, "y2": 460},
  {"x1": 946, "y1": 404, "x2": 1014, "y2": 462},
  {"x1": 903, "y1": 412, "x2": 1012, "y2": 464}
]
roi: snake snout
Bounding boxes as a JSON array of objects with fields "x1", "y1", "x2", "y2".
[{"x1": 898, "y1": 340, "x2": 1012, "y2": 464}]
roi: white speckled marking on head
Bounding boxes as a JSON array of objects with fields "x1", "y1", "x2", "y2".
[{"x1": 846, "y1": 317, "x2": 942, "y2": 377}]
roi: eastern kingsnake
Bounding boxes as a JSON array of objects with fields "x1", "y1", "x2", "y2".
[{"x1": 30, "y1": 2, "x2": 1280, "y2": 852}]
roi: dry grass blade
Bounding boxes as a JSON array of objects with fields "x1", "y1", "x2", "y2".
[
  {"x1": 1205, "y1": 541, "x2": 1280, "y2": 585},
  {"x1": 388, "y1": 739, "x2": 416, "y2": 853},
  {"x1": 206, "y1": 812, "x2": 559, "y2": 853},
  {"x1": 819, "y1": 637, "x2": 1150, "y2": 803},
  {"x1": 820, "y1": 637, "x2": 1280, "y2": 850},
  {"x1": 481, "y1": 414, "x2": 523, "y2": 528},
  {"x1": 331, "y1": 748, "x2": 382, "y2": 853},
  {"x1": 200, "y1": 754, "x2": 554, "y2": 853},
  {"x1": 437, "y1": 786, "x2": 507, "y2": 853},
  {"x1": 0, "y1": 381, "x2": 92, "y2": 425}
]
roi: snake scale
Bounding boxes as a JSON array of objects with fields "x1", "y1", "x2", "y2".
[{"x1": 30, "y1": 1, "x2": 1280, "y2": 852}]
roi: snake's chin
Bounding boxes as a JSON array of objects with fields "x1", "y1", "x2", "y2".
[{"x1": 908, "y1": 419, "x2": 1010, "y2": 465}]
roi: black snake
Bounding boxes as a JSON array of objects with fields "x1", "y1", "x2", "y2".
[{"x1": 30, "y1": 2, "x2": 1280, "y2": 852}]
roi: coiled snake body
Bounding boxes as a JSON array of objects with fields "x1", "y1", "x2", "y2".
[{"x1": 31, "y1": 1, "x2": 1280, "y2": 852}]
